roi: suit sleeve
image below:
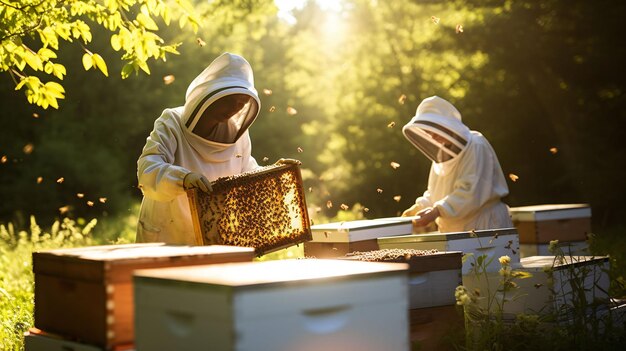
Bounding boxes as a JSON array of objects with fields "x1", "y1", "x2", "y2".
[{"x1": 137, "y1": 117, "x2": 190, "y2": 202}]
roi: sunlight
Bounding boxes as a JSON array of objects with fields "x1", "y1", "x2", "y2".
[{"x1": 275, "y1": 0, "x2": 344, "y2": 24}]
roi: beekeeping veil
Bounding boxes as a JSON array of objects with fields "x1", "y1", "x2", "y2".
[
  {"x1": 181, "y1": 53, "x2": 260, "y2": 149},
  {"x1": 402, "y1": 96, "x2": 471, "y2": 164}
]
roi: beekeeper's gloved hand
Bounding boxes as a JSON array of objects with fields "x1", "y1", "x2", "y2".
[
  {"x1": 402, "y1": 203, "x2": 421, "y2": 217},
  {"x1": 274, "y1": 158, "x2": 302, "y2": 166},
  {"x1": 183, "y1": 172, "x2": 212, "y2": 193}
]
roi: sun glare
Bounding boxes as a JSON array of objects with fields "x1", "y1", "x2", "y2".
[{"x1": 275, "y1": 0, "x2": 344, "y2": 23}]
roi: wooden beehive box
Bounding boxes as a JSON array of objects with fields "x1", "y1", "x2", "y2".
[
  {"x1": 340, "y1": 249, "x2": 463, "y2": 309},
  {"x1": 24, "y1": 328, "x2": 135, "y2": 351},
  {"x1": 134, "y1": 259, "x2": 410, "y2": 351},
  {"x1": 33, "y1": 243, "x2": 255, "y2": 349},
  {"x1": 509, "y1": 204, "x2": 592, "y2": 244},
  {"x1": 463, "y1": 255, "x2": 610, "y2": 316},
  {"x1": 187, "y1": 163, "x2": 311, "y2": 255},
  {"x1": 409, "y1": 305, "x2": 463, "y2": 351},
  {"x1": 377, "y1": 227, "x2": 520, "y2": 275},
  {"x1": 305, "y1": 217, "x2": 413, "y2": 258}
]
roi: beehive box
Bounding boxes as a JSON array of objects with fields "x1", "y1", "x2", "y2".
[
  {"x1": 305, "y1": 217, "x2": 413, "y2": 258},
  {"x1": 409, "y1": 305, "x2": 463, "y2": 351},
  {"x1": 509, "y1": 204, "x2": 592, "y2": 244},
  {"x1": 134, "y1": 259, "x2": 410, "y2": 351},
  {"x1": 187, "y1": 163, "x2": 311, "y2": 255},
  {"x1": 24, "y1": 328, "x2": 134, "y2": 351},
  {"x1": 33, "y1": 243, "x2": 255, "y2": 348},
  {"x1": 377, "y1": 228, "x2": 520, "y2": 275},
  {"x1": 519, "y1": 240, "x2": 589, "y2": 258},
  {"x1": 463, "y1": 255, "x2": 610, "y2": 316},
  {"x1": 340, "y1": 249, "x2": 462, "y2": 309}
]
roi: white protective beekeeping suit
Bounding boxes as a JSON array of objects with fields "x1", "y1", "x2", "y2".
[
  {"x1": 136, "y1": 53, "x2": 261, "y2": 244},
  {"x1": 402, "y1": 96, "x2": 513, "y2": 233}
]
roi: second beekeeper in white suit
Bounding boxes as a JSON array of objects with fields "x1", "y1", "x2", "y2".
[
  {"x1": 401, "y1": 95, "x2": 513, "y2": 233},
  {"x1": 136, "y1": 53, "x2": 263, "y2": 245}
]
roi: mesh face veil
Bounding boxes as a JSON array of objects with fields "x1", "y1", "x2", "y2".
[
  {"x1": 189, "y1": 92, "x2": 259, "y2": 144},
  {"x1": 402, "y1": 96, "x2": 470, "y2": 163}
]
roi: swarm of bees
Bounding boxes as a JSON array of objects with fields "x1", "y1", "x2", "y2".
[{"x1": 190, "y1": 163, "x2": 311, "y2": 255}]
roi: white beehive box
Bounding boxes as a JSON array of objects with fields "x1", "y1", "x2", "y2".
[
  {"x1": 341, "y1": 250, "x2": 462, "y2": 309},
  {"x1": 463, "y1": 255, "x2": 610, "y2": 316},
  {"x1": 509, "y1": 204, "x2": 592, "y2": 244},
  {"x1": 305, "y1": 217, "x2": 413, "y2": 258},
  {"x1": 134, "y1": 259, "x2": 410, "y2": 351},
  {"x1": 520, "y1": 240, "x2": 589, "y2": 258},
  {"x1": 377, "y1": 228, "x2": 520, "y2": 275}
]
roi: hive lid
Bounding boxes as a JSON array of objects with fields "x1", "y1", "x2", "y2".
[
  {"x1": 187, "y1": 163, "x2": 311, "y2": 255},
  {"x1": 134, "y1": 259, "x2": 408, "y2": 289},
  {"x1": 509, "y1": 204, "x2": 591, "y2": 221},
  {"x1": 33, "y1": 243, "x2": 254, "y2": 262},
  {"x1": 32, "y1": 243, "x2": 255, "y2": 281},
  {"x1": 377, "y1": 227, "x2": 518, "y2": 243},
  {"x1": 310, "y1": 217, "x2": 413, "y2": 242},
  {"x1": 521, "y1": 255, "x2": 609, "y2": 271}
]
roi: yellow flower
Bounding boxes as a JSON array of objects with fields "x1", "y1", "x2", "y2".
[{"x1": 499, "y1": 255, "x2": 511, "y2": 266}]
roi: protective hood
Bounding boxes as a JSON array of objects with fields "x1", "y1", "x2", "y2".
[
  {"x1": 402, "y1": 96, "x2": 471, "y2": 164},
  {"x1": 181, "y1": 53, "x2": 260, "y2": 150}
]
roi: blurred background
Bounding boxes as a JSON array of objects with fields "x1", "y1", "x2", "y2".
[{"x1": 1, "y1": 0, "x2": 625, "y2": 242}]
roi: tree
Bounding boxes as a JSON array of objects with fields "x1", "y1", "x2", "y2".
[{"x1": 0, "y1": 0, "x2": 199, "y2": 109}]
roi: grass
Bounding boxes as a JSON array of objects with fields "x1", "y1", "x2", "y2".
[
  {"x1": 1, "y1": 214, "x2": 624, "y2": 350},
  {"x1": 456, "y1": 231, "x2": 626, "y2": 351}
]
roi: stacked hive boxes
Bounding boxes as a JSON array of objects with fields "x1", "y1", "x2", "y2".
[
  {"x1": 26, "y1": 243, "x2": 255, "y2": 350},
  {"x1": 133, "y1": 259, "x2": 410, "y2": 351},
  {"x1": 377, "y1": 228, "x2": 521, "y2": 275},
  {"x1": 340, "y1": 249, "x2": 464, "y2": 350},
  {"x1": 305, "y1": 218, "x2": 413, "y2": 258},
  {"x1": 509, "y1": 204, "x2": 592, "y2": 258}
]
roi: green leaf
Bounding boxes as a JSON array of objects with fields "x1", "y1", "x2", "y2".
[
  {"x1": 38, "y1": 48, "x2": 57, "y2": 61},
  {"x1": 179, "y1": 15, "x2": 188, "y2": 29},
  {"x1": 52, "y1": 63, "x2": 67, "y2": 80},
  {"x1": 121, "y1": 63, "x2": 134, "y2": 79},
  {"x1": 111, "y1": 34, "x2": 121, "y2": 51},
  {"x1": 44, "y1": 81, "x2": 65, "y2": 98},
  {"x1": 137, "y1": 60, "x2": 151, "y2": 74},
  {"x1": 137, "y1": 13, "x2": 159, "y2": 31},
  {"x1": 44, "y1": 62, "x2": 54, "y2": 74},
  {"x1": 82, "y1": 53, "x2": 93, "y2": 70},
  {"x1": 92, "y1": 54, "x2": 109, "y2": 77},
  {"x1": 23, "y1": 50, "x2": 43, "y2": 71}
]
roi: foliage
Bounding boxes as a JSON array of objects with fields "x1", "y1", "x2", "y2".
[
  {"x1": 0, "y1": 0, "x2": 276, "y2": 225},
  {"x1": 0, "y1": 0, "x2": 200, "y2": 109},
  {"x1": 456, "y1": 237, "x2": 625, "y2": 350},
  {"x1": 0, "y1": 216, "x2": 95, "y2": 350}
]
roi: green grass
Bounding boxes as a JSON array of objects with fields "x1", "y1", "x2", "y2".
[{"x1": 0, "y1": 214, "x2": 135, "y2": 351}]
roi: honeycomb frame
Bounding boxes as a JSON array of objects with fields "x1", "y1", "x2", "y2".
[{"x1": 187, "y1": 163, "x2": 312, "y2": 255}]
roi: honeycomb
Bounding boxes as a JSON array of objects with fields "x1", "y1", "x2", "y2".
[
  {"x1": 344, "y1": 248, "x2": 440, "y2": 262},
  {"x1": 187, "y1": 163, "x2": 311, "y2": 255}
]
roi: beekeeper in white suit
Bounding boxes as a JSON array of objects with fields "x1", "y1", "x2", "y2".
[
  {"x1": 136, "y1": 52, "x2": 296, "y2": 244},
  {"x1": 401, "y1": 96, "x2": 513, "y2": 233}
]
